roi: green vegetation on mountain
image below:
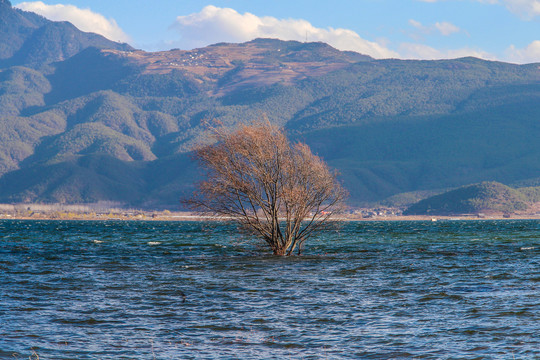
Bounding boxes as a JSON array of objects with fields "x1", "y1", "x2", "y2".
[
  {"x1": 518, "y1": 187, "x2": 540, "y2": 203},
  {"x1": 0, "y1": 66, "x2": 51, "y2": 115},
  {"x1": 0, "y1": 0, "x2": 47, "y2": 61},
  {"x1": 299, "y1": 96, "x2": 540, "y2": 204},
  {"x1": 0, "y1": 0, "x2": 539, "y2": 207},
  {"x1": 403, "y1": 182, "x2": 530, "y2": 215},
  {"x1": 44, "y1": 49, "x2": 135, "y2": 103}
]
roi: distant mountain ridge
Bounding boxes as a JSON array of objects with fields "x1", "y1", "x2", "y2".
[
  {"x1": 0, "y1": 0, "x2": 132, "y2": 66},
  {"x1": 0, "y1": 2, "x2": 539, "y2": 208}
]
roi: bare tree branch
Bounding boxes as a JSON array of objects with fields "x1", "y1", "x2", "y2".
[{"x1": 186, "y1": 122, "x2": 347, "y2": 256}]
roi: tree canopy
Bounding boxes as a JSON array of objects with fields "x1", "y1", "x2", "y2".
[{"x1": 189, "y1": 122, "x2": 347, "y2": 255}]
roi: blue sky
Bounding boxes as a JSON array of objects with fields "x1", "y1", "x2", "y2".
[{"x1": 13, "y1": 0, "x2": 540, "y2": 63}]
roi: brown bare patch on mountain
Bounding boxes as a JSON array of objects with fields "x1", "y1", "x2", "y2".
[{"x1": 103, "y1": 39, "x2": 368, "y2": 95}]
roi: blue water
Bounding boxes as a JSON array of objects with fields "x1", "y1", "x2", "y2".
[{"x1": 1, "y1": 220, "x2": 539, "y2": 359}]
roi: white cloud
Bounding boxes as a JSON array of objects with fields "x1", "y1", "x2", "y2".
[
  {"x1": 502, "y1": 0, "x2": 540, "y2": 18},
  {"x1": 408, "y1": 19, "x2": 461, "y2": 36},
  {"x1": 399, "y1": 42, "x2": 495, "y2": 60},
  {"x1": 417, "y1": 0, "x2": 540, "y2": 18},
  {"x1": 506, "y1": 40, "x2": 540, "y2": 63},
  {"x1": 435, "y1": 22, "x2": 460, "y2": 36},
  {"x1": 400, "y1": 43, "x2": 443, "y2": 59},
  {"x1": 170, "y1": 5, "x2": 398, "y2": 59},
  {"x1": 408, "y1": 19, "x2": 423, "y2": 29},
  {"x1": 14, "y1": 1, "x2": 130, "y2": 43}
]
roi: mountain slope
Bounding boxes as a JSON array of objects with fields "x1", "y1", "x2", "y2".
[
  {"x1": 299, "y1": 91, "x2": 540, "y2": 203},
  {"x1": 0, "y1": 5, "x2": 539, "y2": 208},
  {"x1": 0, "y1": 0, "x2": 47, "y2": 60},
  {"x1": 0, "y1": 0, "x2": 132, "y2": 67}
]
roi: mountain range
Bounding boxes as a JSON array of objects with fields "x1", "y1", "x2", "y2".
[{"x1": 0, "y1": 0, "x2": 539, "y2": 209}]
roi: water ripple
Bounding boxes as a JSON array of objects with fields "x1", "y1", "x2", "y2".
[{"x1": 0, "y1": 220, "x2": 539, "y2": 359}]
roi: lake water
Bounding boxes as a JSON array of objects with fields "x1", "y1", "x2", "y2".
[{"x1": 1, "y1": 220, "x2": 539, "y2": 359}]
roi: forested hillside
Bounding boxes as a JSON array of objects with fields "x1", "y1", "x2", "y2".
[
  {"x1": 1, "y1": 0, "x2": 539, "y2": 208},
  {"x1": 403, "y1": 181, "x2": 533, "y2": 215}
]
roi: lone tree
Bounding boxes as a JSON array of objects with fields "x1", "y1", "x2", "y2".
[{"x1": 189, "y1": 122, "x2": 347, "y2": 256}]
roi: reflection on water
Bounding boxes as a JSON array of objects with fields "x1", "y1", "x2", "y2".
[{"x1": 1, "y1": 220, "x2": 539, "y2": 359}]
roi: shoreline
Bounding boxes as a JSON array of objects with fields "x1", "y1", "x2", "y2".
[
  {"x1": 2, "y1": 202, "x2": 539, "y2": 222},
  {"x1": 2, "y1": 212, "x2": 540, "y2": 222}
]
